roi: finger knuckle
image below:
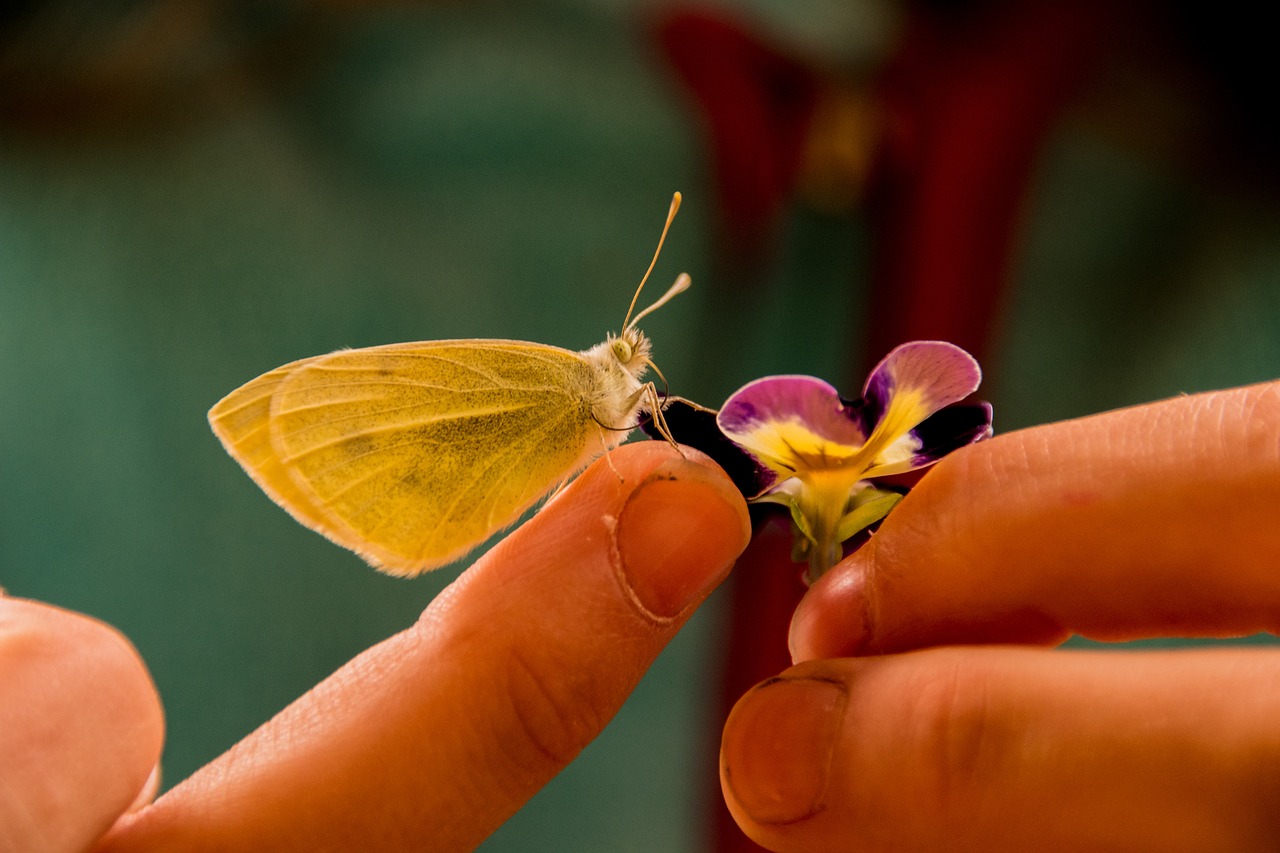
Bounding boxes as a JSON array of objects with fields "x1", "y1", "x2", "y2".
[
  {"x1": 499, "y1": 646, "x2": 608, "y2": 775},
  {"x1": 888, "y1": 443, "x2": 995, "y2": 572},
  {"x1": 1235, "y1": 381, "x2": 1280, "y2": 468},
  {"x1": 907, "y1": 655, "x2": 1007, "y2": 817}
]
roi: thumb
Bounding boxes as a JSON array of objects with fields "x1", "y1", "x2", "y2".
[
  {"x1": 0, "y1": 596, "x2": 163, "y2": 853},
  {"x1": 101, "y1": 441, "x2": 749, "y2": 852}
]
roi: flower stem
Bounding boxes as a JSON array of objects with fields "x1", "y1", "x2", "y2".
[{"x1": 800, "y1": 472, "x2": 851, "y2": 584}]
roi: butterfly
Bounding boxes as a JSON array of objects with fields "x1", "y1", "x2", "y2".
[{"x1": 209, "y1": 194, "x2": 687, "y2": 576}]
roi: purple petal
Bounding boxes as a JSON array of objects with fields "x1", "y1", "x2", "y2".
[
  {"x1": 862, "y1": 341, "x2": 982, "y2": 430},
  {"x1": 716, "y1": 376, "x2": 867, "y2": 470}
]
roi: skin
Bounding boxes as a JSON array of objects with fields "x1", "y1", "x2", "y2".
[
  {"x1": 0, "y1": 599, "x2": 163, "y2": 853},
  {"x1": 724, "y1": 379, "x2": 1280, "y2": 852},
  {"x1": 1, "y1": 442, "x2": 749, "y2": 853},
  {"x1": 5, "y1": 382, "x2": 1280, "y2": 851}
]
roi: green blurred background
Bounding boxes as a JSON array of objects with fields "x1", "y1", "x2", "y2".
[{"x1": 2, "y1": 1, "x2": 1278, "y2": 850}]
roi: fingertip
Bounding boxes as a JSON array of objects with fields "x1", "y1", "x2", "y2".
[
  {"x1": 721, "y1": 672, "x2": 848, "y2": 827},
  {"x1": 0, "y1": 598, "x2": 164, "y2": 853},
  {"x1": 789, "y1": 554, "x2": 873, "y2": 663},
  {"x1": 615, "y1": 444, "x2": 751, "y2": 621}
]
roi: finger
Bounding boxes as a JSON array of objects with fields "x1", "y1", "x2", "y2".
[
  {"x1": 99, "y1": 441, "x2": 749, "y2": 852},
  {"x1": 722, "y1": 647, "x2": 1280, "y2": 853},
  {"x1": 0, "y1": 596, "x2": 164, "y2": 853},
  {"x1": 790, "y1": 381, "x2": 1280, "y2": 660}
]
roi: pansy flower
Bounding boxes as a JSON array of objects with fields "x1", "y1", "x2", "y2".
[{"x1": 653, "y1": 342, "x2": 992, "y2": 583}]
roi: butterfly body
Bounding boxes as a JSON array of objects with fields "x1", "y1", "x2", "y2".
[{"x1": 209, "y1": 327, "x2": 655, "y2": 577}]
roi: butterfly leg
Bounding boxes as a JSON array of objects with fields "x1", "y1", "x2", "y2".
[{"x1": 639, "y1": 382, "x2": 684, "y2": 455}]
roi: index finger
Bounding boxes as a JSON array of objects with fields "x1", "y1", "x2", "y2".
[
  {"x1": 791, "y1": 381, "x2": 1280, "y2": 661},
  {"x1": 98, "y1": 442, "x2": 749, "y2": 852}
]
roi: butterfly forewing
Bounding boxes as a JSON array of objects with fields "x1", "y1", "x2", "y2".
[{"x1": 259, "y1": 341, "x2": 604, "y2": 574}]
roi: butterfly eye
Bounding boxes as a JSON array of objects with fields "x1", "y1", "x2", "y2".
[{"x1": 612, "y1": 338, "x2": 633, "y2": 362}]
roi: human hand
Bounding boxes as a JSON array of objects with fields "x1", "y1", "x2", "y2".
[
  {"x1": 75, "y1": 441, "x2": 745, "y2": 851},
  {"x1": 720, "y1": 381, "x2": 1280, "y2": 852},
  {"x1": 0, "y1": 596, "x2": 164, "y2": 853}
]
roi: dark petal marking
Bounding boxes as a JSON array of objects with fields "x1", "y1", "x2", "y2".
[
  {"x1": 641, "y1": 397, "x2": 777, "y2": 497},
  {"x1": 840, "y1": 391, "x2": 880, "y2": 443},
  {"x1": 908, "y1": 401, "x2": 994, "y2": 465},
  {"x1": 861, "y1": 369, "x2": 890, "y2": 429}
]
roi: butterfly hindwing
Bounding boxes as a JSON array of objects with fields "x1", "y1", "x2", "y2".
[{"x1": 208, "y1": 356, "x2": 337, "y2": 536}]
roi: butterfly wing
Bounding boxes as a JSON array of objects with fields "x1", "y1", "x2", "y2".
[
  {"x1": 209, "y1": 340, "x2": 607, "y2": 575},
  {"x1": 207, "y1": 356, "x2": 337, "y2": 535}
]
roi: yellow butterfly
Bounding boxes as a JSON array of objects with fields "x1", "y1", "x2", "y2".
[{"x1": 209, "y1": 194, "x2": 687, "y2": 576}]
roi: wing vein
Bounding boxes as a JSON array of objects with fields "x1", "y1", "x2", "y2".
[
  {"x1": 274, "y1": 384, "x2": 573, "y2": 416},
  {"x1": 310, "y1": 355, "x2": 509, "y2": 385},
  {"x1": 210, "y1": 387, "x2": 278, "y2": 420},
  {"x1": 276, "y1": 402, "x2": 544, "y2": 457}
]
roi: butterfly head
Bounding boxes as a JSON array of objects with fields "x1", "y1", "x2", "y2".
[{"x1": 609, "y1": 327, "x2": 653, "y2": 380}]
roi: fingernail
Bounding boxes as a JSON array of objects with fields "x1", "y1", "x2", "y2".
[
  {"x1": 789, "y1": 561, "x2": 872, "y2": 663},
  {"x1": 721, "y1": 676, "x2": 847, "y2": 824},
  {"x1": 125, "y1": 763, "x2": 162, "y2": 813},
  {"x1": 616, "y1": 464, "x2": 748, "y2": 621}
]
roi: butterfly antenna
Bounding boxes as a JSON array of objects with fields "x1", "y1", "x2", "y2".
[
  {"x1": 622, "y1": 191, "x2": 682, "y2": 331},
  {"x1": 628, "y1": 273, "x2": 691, "y2": 330}
]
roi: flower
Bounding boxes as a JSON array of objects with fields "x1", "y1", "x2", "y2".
[{"x1": 656, "y1": 342, "x2": 992, "y2": 583}]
